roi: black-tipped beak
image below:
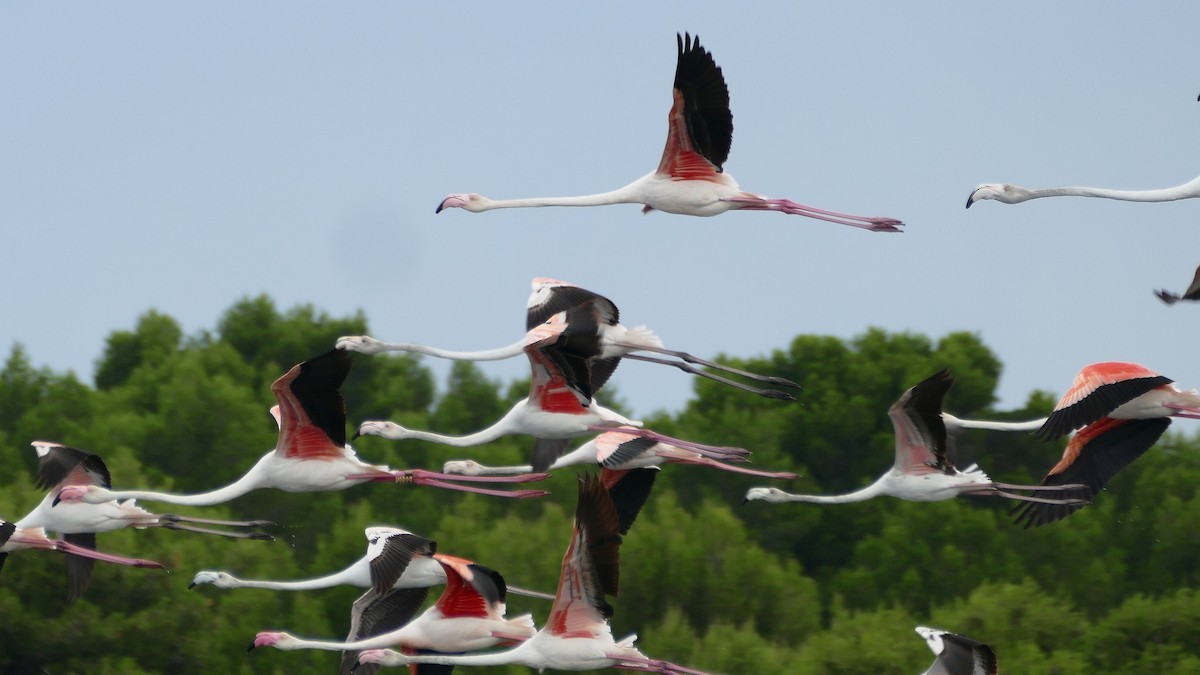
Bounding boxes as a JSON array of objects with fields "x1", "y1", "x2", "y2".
[
  {"x1": 965, "y1": 194, "x2": 976, "y2": 209},
  {"x1": 187, "y1": 581, "x2": 197, "y2": 590},
  {"x1": 246, "y1": 642, "x2": 257, "y2": 653},
  {"x1": 351, "y1": 431, "x2": 361, "y2": 441},
  {"x1": 350, "y1": 659, "x2": 363, "y2": 674},
  {"x1": 52, "y1": 493, "x2": 63, "y2": 507},
  {"x1": 435, "y1": 201, "x2": 446, "y2": 214},
  {"x1": 740, "y1": 497, "x2": 749, "y2": 506}
]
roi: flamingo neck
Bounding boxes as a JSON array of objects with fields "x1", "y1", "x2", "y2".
[
  {"x1": 227, "y1": 564, "x2": 366, "y2": 590},
  {"x1": 103, "y1": 465, "x2": 264, "y2": 506},
  {"x1": 476, "y1": 185, "x2": 641, "y2": 210},
  {"x1": 780, "y1": 480, "x2": 887, "y2": 504},
  {"x1": 1024, "y1": 179, "x2": 1200, "y2": 202},
  {"x1": 373, "y1": 339, "x2": 526, "y2": 361}
]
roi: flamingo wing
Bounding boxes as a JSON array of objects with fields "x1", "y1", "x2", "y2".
[
  {"x1": 431, "y1": 554, "x2": 506, "y2": 619},
  {"x1": 889, "y1": 370, "x2": 954, "y2": 474},
  {"x1": 526, "y1": 279, "x2": 619, "y2": 332},
  {"x1": 341, "y1": 586, "x2": 431, "y2": 675},
  {"x1": 62, "y1": 531, "x2": 97, "y2": 601},
  {"x1": 272, "y1": 349, "x2": 352, "y2": 460},
  {"x1": 656, "y1": 33, "x2": 732, "y2": 181},
  {"x1": 368, "y1": 530, "x2": 437, "y2": 595},
  {"x1": 34, "y1": 443, "x2": 112, "y2": 490},
  {"x1": 547, "y1": 474, "x2": 623, "y2": 637},
  {"x1": 596, "y1": 433, "x2": 657, "y2": 468},
  {"x1": 601, "y1": 467, "x2": 658, "y2": 536},
  {"x1": 938, "y1": 632, "x2": 998, "y2": 675},
  {"x1": 1012, "y1": 417, "x2": 1170, "y2": 528},
  {"x1": 1035, "y1": 362, "x2": 1172, "y2": 440},
  {"x1": 525, "y1": 316, "x2": 594, "y2": 410}
]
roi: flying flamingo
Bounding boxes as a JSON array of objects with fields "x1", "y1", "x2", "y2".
[
  {"x1": 59, "y1": 350, "x2": 549, "y2": 508},
  {"x1": 442, "y1": 427, "x2": 797, "y2": 480},
  {"x1": 18, "y1": 441, "x2": 274, "y2": 541},
  {"x1": 353, "y1": 472, "x2": 711, "y2": 674},
  {"x1": 338, "y1": 277, "x2": 799, "y2": 400},
  {"x1": 742, "y1": 370, "x2": 1088, "y2": 506},
  {"x1": 1010, "y1": 416, "x2": 1171, "y2": 528},
  {"x1": 1031, "y1": 362, "x2": 1200, "y2": 441},
  {"x1": 250, "y1": 553, "x2": 536, "y2": 671},
  {"x1": 355, "y1": 313, "x2": 752, "y2": 472},
  {"x1": 0, "y1": 518, "x2": 163, "y2": 601},
  {"x1": 190, "y1": 526, "x2": 552, "y2": 600},
  {"x1": 1156, "y1": 263, "x2": 1200, "y2": 305},
  {"x1": 915, "y1": 626, "x2": 997, "y2": 675},
  {"x1": 434, "y1": 34, "x2": 903, "y2": 232},
  {"x1": 966, "y1": 175, "x2": 1200, "y2": 207}
]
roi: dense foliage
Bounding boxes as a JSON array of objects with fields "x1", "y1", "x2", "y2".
[{"x1": 2, "y1": 296, "x2": 1198, "y2": 673}]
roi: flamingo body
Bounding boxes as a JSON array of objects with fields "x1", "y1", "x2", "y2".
[{"x1": 1035, "y1": 362, "x2": 1199, "y2": 440}]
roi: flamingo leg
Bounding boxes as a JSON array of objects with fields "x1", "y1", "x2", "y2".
[
  {"x1": 616, "y1": 346, "x2": 800, "y2": 389},
  {"x1": 720, "y1": 196, "x2": 904, "y2": 232},
  {"x1": 158, "y1": 514, "x2": 276, "y2": 528},
  {"x1": 613, "y1": 657, "x2": 715, "y2": 675},
  {"x1": 989, "y1": 490, "x2": 1090, "y2": 506},
  {"x1": 591, "y1": 427, "x2": 750, "y2": 462},
  {"x1": 620, "y1": 353, "x2": 795, "y2": 400},
  {"x1": 158, "y1": 522, "x2": 275, "y2": 540},
  {"x1": 990, "y1": 481, "x2": 1088, "y2": 491},
  {"x1": 54, "y1": 541, "x2": 164, "y2": 568},
  {"x1": 668, "y1": 454, "x2": 798, "y2": 479},
  {"x1": 1165, "y1": 404, "x2": 1200, "y2": 418}
]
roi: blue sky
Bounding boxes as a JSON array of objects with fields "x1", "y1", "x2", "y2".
[{"x1": 3, "y1": 2, "x2": 1200, "y2": 418}]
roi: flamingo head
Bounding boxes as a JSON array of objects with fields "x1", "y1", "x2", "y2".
[
  {"x1": 353, "y1": 420, "x2": 408, "y2": 440},
  {"x1": 436, "y1": 193, "x2": 488, "y2": 213},
  {"x1": 915, "y1": 626, "x2": 947, "y2": 656},
  {"x1": 189, "y1": 570, "x2": 236, "y2": 589},
  {"x1": 248, "y1": 631, "x2": 296, "y2": 652},
  {"x1": 742, "y1": 487, "x2": 790, "y2": 504},
  {"x1": 442, "y1": 459, "x2": 486, "y2": 476},
  {"x1": 52, "y1": 484, "x2": 109, "y2": 506},
  {"x1": 965, "y1": 183, "x2": 1030, "y2": 207}
]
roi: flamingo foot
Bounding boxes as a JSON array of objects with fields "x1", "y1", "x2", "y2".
[{"x1": 673, "y1": 455, "x2": 797, "y2": 479}]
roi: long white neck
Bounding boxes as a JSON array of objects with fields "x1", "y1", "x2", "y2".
[
  {"x1": 478, "y1": 184, "x2": 641, "y2": 210},
  {"x1": 943, "y1": 413, "x2": 1047, "y2": 432},
  {"x1": 1024, "y1": 176, "x2": 1200, "y2": 202},
  {"x1": 224, "y1": 564, "x2": 366, "y2": 590},
  {"x1": 371, "y1": 339, "x2": 526, "y2": 361},
  {"x1": 102, "y1": 467, "x2": 264, "y2": 506},
  {"x1": 774, "y1": 480, "x2": 887, "y2": 504},
  {"x1": 391, "y1": 403, "x2": 524, "y2": 447}
]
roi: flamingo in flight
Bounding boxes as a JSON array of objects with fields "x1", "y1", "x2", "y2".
[
  {"x1": 251, "y1": 553, "x2": 536, "y2": 673},
  {"x1": 442, "y1": 427, "x2": 797, "y2": 480},
  {"x1": 58, "y1": 350, "x2": 549, "y2": 508},
  {"x1": 742, "y1": 370, "x2": 1088, "y2": 507},
  {"x1": 354, "y1": 471, "x2": 712, "y2": 674},
  {"x1": 0, "y1": 518, "x2": 163, "y2": 601},
  {"x1": 1156, "y1": 262, "x2": 1200, "y2": 305},
  {"x1": 966, "y1": 175, "x2": 1200, "y2": 207},
  {"x1": 338, "y1": 277, "x2": 799, "y2": 401},
  {"x1": 355, "y1": 311, "x2": 752, "y2": 473},
  {"x1": 434, "y1": 34, "x2": 903, "y2": 232},
  {"x1": 190, "y1": 526, "x2": 552, "y2": 600},
  {"x1": 1031, "y1": 362, "x2": 1200, "y2": 441},
  {"x1": 915, "y1": 626, "x2": 997, "y2": 675},
  {"x1": 19, "y1": 441, "x2": 274, "y2": 541}
]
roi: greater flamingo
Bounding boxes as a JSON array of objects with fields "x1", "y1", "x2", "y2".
[
  {"x1": 1010, "y1": 416, "x2": 1172, "y2": 528},
  {"x1": 966, "y1": 175, "x2": 1200, "y2": 207},
  {"x1": 443, "y1": 427, "x2": 797, "y2": 480},
  {"x1": 353, "y1": 472, "x2": 711, "y2": 674},
  {"x1": 355, "y1": 314, "x2": 752, "y2": 473},
  {"x1": 338, "y1": 277, "x2": 799, "y2": 400},
  {"x1": 1032, "y1": 362, "x2": 1200, "y2": 441},
  {"x1": 435, "y1": 34, "x2": 903, "y2": 232},
  {"x1": 742, "y1": 370, "x2": 1088, "y2": 506},
  {"x1": 1156, "y1": 263, "x2": 1200, "y2": 305},
  {"x1": 190, "y1": 526, "x2": 552, "y2": 600},
  {"x1": 0, "y1": 518, "x2": 163, "y2": 600},
  {"x1": 19, "y1": 441, "x2": 274, "y2": 541},
  {"x1": 59, "y1": 350, "x2": 549, "y2": 508},
  {"x1": 915, "y1": 626, "x2": 997, "y2": 675},
  {"x1": 251, "y1": 553, "x2": 536, "y2": 671}
]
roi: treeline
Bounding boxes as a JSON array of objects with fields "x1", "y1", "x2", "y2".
[{"x1": 1, "y1": 296, "x2": 1198, "y2": 673}]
